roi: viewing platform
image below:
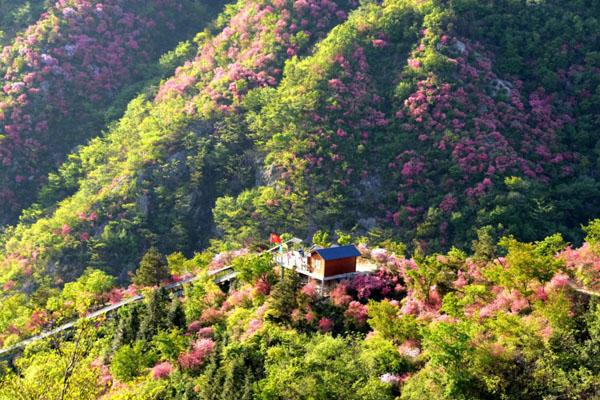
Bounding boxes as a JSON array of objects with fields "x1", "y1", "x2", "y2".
[{"x1": 274, "y1": 243, "x2": 377, "y2": 292}]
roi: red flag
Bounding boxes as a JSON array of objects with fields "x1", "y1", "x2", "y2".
[{"x1": 270, "y1": 233, "x2": 282, "y2": 244}]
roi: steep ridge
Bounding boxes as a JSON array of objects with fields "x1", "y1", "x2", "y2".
[
  {"x1": 0, "y1": 0, "x2": 599, "y2": 347},
  {"x1": 0, "y1": 0, "x2": 218, "y2": 224},
  {"x1": 0, "y1": 0, "x2": 358, "y2": 341},
  {"x1": 0, "y1": 0, "x2": 47, "y2": 46},
  {"x1": 217, "y1": 0, "x2": 600, "y2": 249}
]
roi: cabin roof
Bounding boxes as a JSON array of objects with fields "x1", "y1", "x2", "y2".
[{"x1": 312, "y1": 245, "x2": 360, "y2": 261}]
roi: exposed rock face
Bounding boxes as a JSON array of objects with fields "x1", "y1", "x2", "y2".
[
  {"x1": 436, "y1": 38, "x2": 467, "y2": 55},
  {"x1": 489, "y1": 78, "x2": 513, "y2": 99}
]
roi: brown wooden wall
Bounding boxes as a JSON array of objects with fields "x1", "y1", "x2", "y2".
[
  {"x1": 308, "y1": 253, "x2": 357, "y2": 278},
  {"x1": 323, "y1": 256, "x2": 357, "y2": 277}
]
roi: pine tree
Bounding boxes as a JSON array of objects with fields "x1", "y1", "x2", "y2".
[
  {"x1": 112, "y1": 303, "x2": 142, "y2": 351},
  {"x1": 269, "y1": 270, "x2": 301, "y2": 322},
  {"x1": 133, "y1": 246, "x2": 170, "y2": 287},
  {"x1": 138, "y1": 287, "x2": 169, "y2": 342},
  {"x1": 240, "y1": 371, "x2": 254, "y2": 400},
  {"x1": 168, "y1": 297, "x2": 187, "y2": 330},
  {"x1": 198, "y1": 355, "x2": 224, "y2": 400},
  {"x1": 220, "y1": 357, "x2": 247, "y2": 400}
]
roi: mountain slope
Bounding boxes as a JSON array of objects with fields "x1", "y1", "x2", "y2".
[
  {"x1": 0, "y1": 0, "x2": 600, "y2": 349},
  {"x1": 0, "y1": 0, "x2": 218, "y2": 224},
  {"x1": 0, "y1": 1, "x2": 599, "y2": 397},
  {"x1": 219, "y1": 0, "x2": 600, "y2": 249},
  {"x1": 0, "y1": 0, "x2": 358, "y2": 341}
]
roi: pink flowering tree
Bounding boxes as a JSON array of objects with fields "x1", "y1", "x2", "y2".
[
  {"x1": 178, "y1": 338, "x2": 216, "y2": 370},
  {"x1": 0, "y1": 0, "x2": 210, "y2": 223},
  {"x1": 151, "y1": 361, "x2": 173, "y2": 379}
]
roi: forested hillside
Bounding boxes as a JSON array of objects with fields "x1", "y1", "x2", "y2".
[
  {"x1": 0, "y1": 0, "x2": 220, "y2": 224},
  {"x1": 1, "y1": 223, "x2": 599, "y2": 399},
  {"x1": 0, "y1": 0, "x2": 599, "y2": 399}
]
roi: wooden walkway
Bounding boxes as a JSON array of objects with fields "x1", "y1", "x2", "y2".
[
  {"x1": 0, "y1": 275, "x2": 199, "y2": 357},
  {"x1": 0, "y1": 238, "x2": 300, "y2": 358}
]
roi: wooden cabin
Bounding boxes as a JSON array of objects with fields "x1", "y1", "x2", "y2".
[{"x1": 307, "y1": 245, "x2": 361, "y2": 279}]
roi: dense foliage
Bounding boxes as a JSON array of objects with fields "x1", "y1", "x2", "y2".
[
  {"x1": 234, "y1": 0, "x2": 600, "y2": 250},
  {"x1": 0, "y1": 1, "x2": 48, "y2": 46},
  {"x1": 0, "y1": 0, "x2": 600, "y2": 398},
  {"x1": 0, "y1": 0, "x2": 359, "y2": 341},
  {"x1": 1, "y1": 225, "x2": 599, "y2": 399},
  {"x1": 0, "y1": 0, "x2": 219, "y2": 224}
]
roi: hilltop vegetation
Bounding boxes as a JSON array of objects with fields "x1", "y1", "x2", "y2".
[
  {"x1": 0, "y1": 1, "x2": 48, "y2": 46},
  {"x1": 0, "y1": 0, "x2": 599, "y2": 398},
  {"x1": 0, "y1": 0, "x2": 359, "y2": 320},
  {"x1": 0, "y1": 0, "x2": 598, "y2": 323},
  {"x1": 0, "y1": 0, "x2": 220, "y2": 224},
  {"x1": 0, "y1": 224, "x2": 599, "y2": 399}
]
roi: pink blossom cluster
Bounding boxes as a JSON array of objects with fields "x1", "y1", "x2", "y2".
[
  {"x1": 197, "y1": 326, "x2": 215, "y2": 338},
  {"x1": 348, "y1": 271, "x2": 397, "y2": 299},
  {"x1": 208, "y1": 249, "x2": 249, "y2": 272},
  {"x1": 370, "y1": 248, "x2": 389, "y2": 263},
  {"x1": 344, "y1": 301, "x2": 368, "y2": 325},
  {"x1": 254, "y1": 276, "x2": 272, "y2": 295},
  {"x1": 380, "y1": 373, "x2": 410, "y2": 385},
  {"x1": 25, "y1": 309, "x2": 48, "y2": 331},
  {"x1": 178, "y1": 338, "x2": 215, "y2": 370},
  {"x1": 330, "y1": 281, "x2": 352, "y2": 306},
  {"x1": 317, "y1": 317, "x2": 333, "y2": 332},
  {"x1": 388, "y1": 35, "x2": 575, "y2": 235},
  {"x1": 156, "y1": 0, "x2": 356, "y2": 112},
  {"x1": 300, "y1": 281, "x2": 319, "y2": 299},
  {"x1": 473, "y1": 287, "x2": 530, "y2": 319},
  {"x1": 291, "y1": 305, "x2": 317, "y2": 326},
  {"x1": 548, "y1": 273, "x2": 570, "y2": 289},
  {"x1": 397, "y1": 339, "x2": 421, "y2": 359},
  {"x1": 244, "y1": 318, "x2": 264, "y2": 337},
  {"x1": 90, "y1": 357, "x2": 112, "y2": 387},
  {"x1": 0, "y1": 0, "x2": 189, "y2": 217},
  {"x1": 107, "y1": 288, "x2": 124, "y2": 304},
  {"x1": 228, "y1": 286, "x2": 255, "y2": 307},
  {"x1": 559, "y1": 243, "x2": 600, "y2": 291},
  {"x1": 151, "y1": 361, "x2": 173, "y2": 379},
  {"x1": 187, "y1": 320, "x2": 203, "y2": 334},
  {"x1": 199, "y1": 307, "x2": 225, "y2": 326},
  {"x1": 399, "y1": 290, "x2": 442, "y2": 319},
  {"x1": 294, "y1": 46, "x2": 389, "y2": 185}
]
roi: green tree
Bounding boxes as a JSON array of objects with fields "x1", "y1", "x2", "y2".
[
  {"x1": 167, "y1": 297, "x2": 187, "y2": 330},
  {"x1": 151, "y1": 329, "x2": 187, "y2": 361},
  {"x1": 336, "y1": 230, "x2": 353, "y2": 245},
  {"x1": 197, "y1": 355, "x2": 225, "y2": 400},
  {"x1": 367, "y1": 300, "x2": 419, "y2": 342},
  {"x1": 232, "y1": 254, "x2": 273, "y2": 284},
  {"x1": 490, "y1": 234, "x2": 566, "y2": 293},
  {"x1": 241, "y1": 371, "x2": 254, "y2": 400},
  {"x1": 0, "y1": 322, "x2": 101, "y2": 400},
  {"x1": 258, "y1": 335, "x2": 369, "y2": 399},
  {"x1": 138, "y1": 288, "x2": 169, "y2": 342},
  {"x1": 110, "y1": 341, "x2": 148, "y2": 382},
  {"x1": 112, "y1": 303, "x2": 142, "y2": 351},
  {"x1": 267, "y1": 271, "x2": 301, "y2": 323},
  {"x1": 312, "y1": 230, "x2": 331, "y2": 247},
  {"x1": 583, "y1": 219, "x2": 600, "y2": 252},
  {"x1": 59, "y1": 268, "x2": 115, "y2": 314},
  {"x1": 133, "y1": 247, "x2": 170, "y2": 287},
  {"x1": 471, "y1": 226, "x2": 498, "y2": 261},
  {"x1": 379, "y1": 239, "x2": 406, "y2": 257}
]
